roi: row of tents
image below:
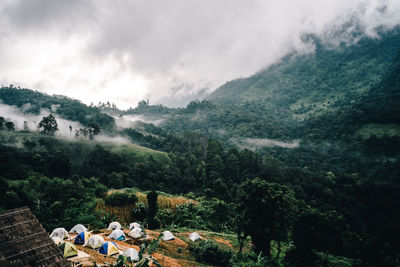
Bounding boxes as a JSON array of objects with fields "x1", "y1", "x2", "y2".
[
  {"x1": 49, "y1": 222, "x2": 202, "y2": 261},
  {"x1": 56, "y1": 240, "x2": 138, "y2": 260}
]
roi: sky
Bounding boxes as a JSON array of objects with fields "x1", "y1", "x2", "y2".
[{"x1": 0, "y1": 0, "x2": 400, "y2": 109}]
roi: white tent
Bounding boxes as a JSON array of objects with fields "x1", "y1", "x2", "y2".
[
  {"x1": 52, "y1": 236, "x2": 63, "y2": 245},
  {"x1": 107, "y1": 221, "x2": 122, "y2": 230},
  {"x1": 189, "y1": 232, "x2": 201, "y2": 242},
  {"x1": 50, "y1": 228, "x2": 69, "y2": 239},
  {"x1": 123, "y1": 248, "x2": 139, "y2": 262},
  {"x1": 87, "y1": 235, "x2": 105, "y2": 249},
  {"x1": 70, "y1": 224, "x2": 88, "y2": 233},
  {"x1": 129, "y1": 228, "x2": 144, "y2": 239},
  {"x1": 162, "y1": 231, "x2": 175, "y2": 241},
  {"x1": 129, "y1": 222, "x2": 141, "y2": 230},
  {"x1": 108, "y1": 229, "x2": 126, "y2": 240}
]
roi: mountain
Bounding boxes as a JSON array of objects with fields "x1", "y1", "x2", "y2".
[
  {"x1": 208, "y1": 28, "x2": 400, "y2": 124},
  {"x1": 122, "y1": 28, "x2": 400, "y2": 175}
]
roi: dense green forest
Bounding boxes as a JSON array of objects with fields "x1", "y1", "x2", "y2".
[{"x1": 0, "y1": 28, "x2": 399, "y2": 266}]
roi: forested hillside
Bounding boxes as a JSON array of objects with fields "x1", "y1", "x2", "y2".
[{"x1": 1, "y1": 28, "x2": 399, "y2": 266}]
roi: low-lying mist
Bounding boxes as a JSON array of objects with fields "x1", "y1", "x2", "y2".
[
  {"x1": 0, "y1": 102, "x2": 131, "y2": 144},
  {"x1": 231, "y1": 137, "x2": 300, "y2": 151},
  {"x1": 0, "y1": 102, "x2": 82, "y2": 138},
  {"x1": 114, "y1": 114, "x2": 166, "y2": 129}
]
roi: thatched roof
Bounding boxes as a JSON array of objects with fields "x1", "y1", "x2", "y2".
[{"x1": 0, "y1": 206, "x2": 71, "y2": 266}]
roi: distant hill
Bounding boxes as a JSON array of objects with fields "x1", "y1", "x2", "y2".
[{"x1": 0, "y1": 87, "x2": 115, "y2": 131}]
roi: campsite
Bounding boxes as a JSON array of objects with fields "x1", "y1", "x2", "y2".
[{"x1": 52, "y1": 222, "x2": 239, "y2": 266}]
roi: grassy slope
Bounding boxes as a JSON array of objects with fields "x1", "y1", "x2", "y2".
[{"x1": 0, "y1": 130, "x2": 170, "y2": 167}]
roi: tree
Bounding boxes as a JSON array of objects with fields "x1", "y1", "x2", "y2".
[
  {"x1": 235, "y1": 178, "x2": 297, "y2": 257},
  {"x1": 38, "y1": 114, "x2": 58, "y2": 135},
  {"x1": 286, "y1": 208, "x2": 347, "y2": 266},
  {"x1": 0, "y1": 117, "x2": 4, "y2": 129},
  {"x1": 88, "y1": 122, "x2": 101, "y2": 135},
  {"x1": 5, "y1": 121, "x2": 14, "y2": 131},
  {"x1": 146, "y1": 191, "x2": 160, "y2": 229},
  {"x1": 23, "y1": 121, "x2": 29, "y2": 131}
]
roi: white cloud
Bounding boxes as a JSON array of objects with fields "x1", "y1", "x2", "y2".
[{"x1": 0, "y1": 0, "x2": 399, "y2": 108}]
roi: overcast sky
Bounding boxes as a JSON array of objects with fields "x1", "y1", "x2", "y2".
[{"x1": 0, "y1": 0, "x2": 400, "y2": 109}]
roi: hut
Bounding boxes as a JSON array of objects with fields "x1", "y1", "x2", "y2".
[{"x1": 0, "y1": 206, "x2": 71, "y2": 266}]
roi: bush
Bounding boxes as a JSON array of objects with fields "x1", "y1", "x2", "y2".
[
  {"x1": 105, "y1": 191, "x2": 138, "y2": 206},
  {"x1": 190, "y1": 240, "x2": 233, "y2": 267},
  {"x1": 132, "y1": 201, "x2": 147, "y2": 222},
  {"x1": 230, "y1": 252, "x2": 278, "y2": 267}
]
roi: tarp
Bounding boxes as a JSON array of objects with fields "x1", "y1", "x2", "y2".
[
  {"x1": 99, "y1": 241, "x2": 119, "y2": 256},
  {"x1": 108, "y1": 221, "x2": 122, "y2": 230},
  {"x1": 87, "y1": 235, "x2": 105, "y2": 249},
  {"x1": 123, "y1": 248, "x2": 139, "y2": 262},
  {"x1": 108, "y1": 229, "x2": 126, "y2": 241},
  {"x1": 162, "y1": 231, "x2": 175, "y2": 241},
  {"x1": 59, "y1": 241, "x2": 78, "y2": 258},
  {"x1": 74, "y1": 231, "x2": 91, "y2": 245},
  {"x1": 70, "y1": 224, "x2": 87, "y2": 233},
  {"x1": 50, "y1": 228, "x2": 69, "y2": 239},
  {"x1": 189, "y1": 232, "x2": 201, "y2": 242},
  {"x1": 129, "y1": 222, "x2": 141, "y2": 230},
  {"x1": 129, "y1": 228, "x2": 144, "y2": 239}
]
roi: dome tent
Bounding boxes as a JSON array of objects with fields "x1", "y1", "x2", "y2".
[
  {"x1": 123, "y1": 248, "x2": 139, "y2": 262},
  {"x1": 162, "y1": 231, "x2": 175, "y2": 241},
  {"x1": 108, "y1": 221, "x2": 122, "y2": 230},
  {"x1": 51, "y1": 236, "x2": 63, "y2": 245},
  {"x1": 108, "y1": 229, "x2": 126, "y2": 241},
  {"x1": 50, "y1": 228, "x2": 69, "y2": 239},
  {"x1": 74, "y1": 231, "x2": 91, "y2": 245},
  {"x1": 87, "y1": 235, "x2": 105, "y2": 249},
  {"x1": 129, "y1": 228, "x2": 144, "y2": 239},
  {"x1": 129, "y1": 222, "x2": 141, "y2": 230},
  {"x1": 70, "y1": 224, "x2": 87, "y2": 233},
  {"x1": 189, "y1": 232, "x2": 201, "y2": 242},
  {"x1": 99, "y1": 241, "x2": 119, "y2": 256},
  {"x1": 59, "y1": 241, "x2": 78, "y2": 258}
]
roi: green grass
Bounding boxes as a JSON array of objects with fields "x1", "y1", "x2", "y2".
[{"x1": 107, "y1": 143, "x2": 171, "y2": 164}]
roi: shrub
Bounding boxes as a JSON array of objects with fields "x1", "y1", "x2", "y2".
[
  {"x1": 105, "y1": 191, "x2": 138, "y2": 206},
  {"x1": 230, "y1": 251, "x2": 277, "y2": 267},
  {"x1": 190, "y1": 240, "x2": 233, "y2": 267}
]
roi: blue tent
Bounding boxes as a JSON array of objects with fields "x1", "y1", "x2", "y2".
[
  {"x1": 99, "y1": 241, "x2": 119, "y2": 256},
  {"x1": 74, "y1": 231, "x2": 91, "y2": 245},
  {"x1": 108, "y1": 229, "x2": 126, "y2": 241}
]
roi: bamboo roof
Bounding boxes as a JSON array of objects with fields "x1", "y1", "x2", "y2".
[{"x1": 0, "y1": 206, "x2": 71, "y2": 266}]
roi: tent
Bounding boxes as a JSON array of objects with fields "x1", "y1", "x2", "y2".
[
  {"x1": 87, "y1": 235, "x2": 105, "y2": 249},
  {"x1": 129, "y1": 228, "x2": 144, "y2": 239},
  {"x1": 74, "y1": 231, "x2": 91, "y2": 245},
  {"x1": 129, "y1": 222, "x2": 141, "y2": 230},
  {"x1": 123, "y1": 248, "x2": 139, "y2": 262},
  {"x1": 108, "y1": 221, "x2": 122, "y2": 230},
  {"x1": 70, "y1": 224, "x2": 87, "y2": 233},
  {"x1": 189, "y1": 232, "x2": 201, "y2": 242},
  {"x1": 51, "y1": 236, "x2": 63, "y2": 245},
  {"x1": 99, "y1": 241, "x2": 119, "y2": 256},
  {"x1": 50, "y1": 228, "x2": 69, "y2": 239},
  {"x1": 59, "y1": 241, "x2": 78, "y2": 258},
  {"x1": 108, "y1": 229, "x2": 126, "y2": 241},
  {"x1": 162, "y1": 231, "x2": 175, "y2": 241}
]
